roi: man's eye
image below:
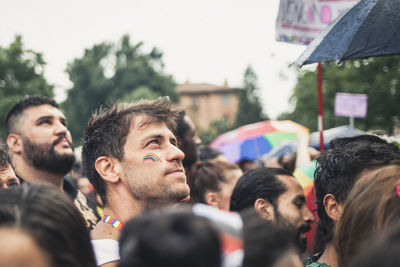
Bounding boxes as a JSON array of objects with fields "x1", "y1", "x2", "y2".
[
  {"x1": 39, "y1": 120, "x2": 51, "y2": 125},
  {"x1": 147, "y1": 140, "x2": 159, "y2": 146}
]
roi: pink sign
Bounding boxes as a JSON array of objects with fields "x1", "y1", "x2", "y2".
[
  {"x1": 276, "y1": 0, "x2": 359, "y2": 45},
  {"x1": 335, "y1": 93, "x2": 367, "y2": 118}
]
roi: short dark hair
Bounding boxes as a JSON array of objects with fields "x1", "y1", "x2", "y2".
[
  {"x1": 230, "y1": 167, "x2": 292, "y2": 212},
  {"x1": 0, "y1": 147, "x2": 12, "y2": 169},
  {"x1": 0, "y1": 184, "x2": 96, "y2": 267},
  {"x1": 199, "y1": 147, "x2": 223, "y2": 161},
  {"x1": 82, "y1": 97, "x2": 180, "y2": 206},
  {"x1": 5, "y1": 95, "x2": 58, "y2": 137},
  {"x1": 314, "y1": 135, "x2": 400, "y2": 244},
  {"x1": 119, "y1": 207, "x2": 221, "y2": 267},
  {"x1": 190, "y1": 159, "x2": 240, "y2": 204}
]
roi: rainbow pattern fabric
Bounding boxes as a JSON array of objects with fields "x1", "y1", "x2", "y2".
[{"x1": 102, "y1": 215, "x2": 124, "y2": 231}]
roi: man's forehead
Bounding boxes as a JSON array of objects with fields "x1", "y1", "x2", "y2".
[
  {"x1": 22, "y1": 104, "x2": 65, "y2": 120},
  {"x1": 277, "y1": 175, "x2": 305, "y2": 196}
]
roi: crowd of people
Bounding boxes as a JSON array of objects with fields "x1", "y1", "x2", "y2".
[{"x1": 0, "y1": 95, "x2": 400, "y2": 267}]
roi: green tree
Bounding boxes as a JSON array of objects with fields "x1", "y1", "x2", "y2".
[
  {"x1": 62, "y1": 35, "x2": 177, "y2": 143},
  {"x1": 235, "y1": 65, "x2": 268, "y2": 127},
  {"x1": 0, "y1": 36, "x2": 54, "y2": 139},
  {"x1": 199, "y1": 119, "x2": 234, "y2": 145},
  {"x1": 279, "y1": 56, "x2": 400, "y2": 133}
]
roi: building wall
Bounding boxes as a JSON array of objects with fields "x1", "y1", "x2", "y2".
[{"x1": 180, "y1": 92, "x2": 239, "y2": 130}]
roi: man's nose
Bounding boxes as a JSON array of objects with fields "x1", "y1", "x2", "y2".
[
  {"x1": 166, "y1": 144, "x2": 185, "y2": 162},
  {"x1": 304, "y1": 207, "x2": 315, "y2": 223},
  {"x1": 54, "y1": 121, "x2": 68, "y2": 136},
  {"x1": 194, "y1": 135, "x2": 202, "y2": 146}
]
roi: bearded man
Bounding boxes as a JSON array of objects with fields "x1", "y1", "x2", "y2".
[
  {"x1": 5, "y1": 95, "x2": 97, "y2": 229},
  {"x1": 230, "y1": 167, "x2": 315, "y2": 253}
]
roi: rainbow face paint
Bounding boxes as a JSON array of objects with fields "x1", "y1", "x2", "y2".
[{"x1": 143, "y1": 153, "x2": 161, "y2": 162}]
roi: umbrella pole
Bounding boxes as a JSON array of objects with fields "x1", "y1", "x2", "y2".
[{"x1": 317, "y1": 62, "x2": 325, "y2": 151}]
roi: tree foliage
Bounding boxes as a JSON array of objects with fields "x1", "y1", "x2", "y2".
[
  {"x1": 235, "y1": 65, "x2": 268, "y2": 127},
  {"x1": 0, "y1": 36, "x2": 54, "y2": 139},
  {"x1": 279, "y1": 56, "x2": 400, "y2": 133},
  {"x1": 62, "y1": 35, "x2": 177, "y2": 143}
]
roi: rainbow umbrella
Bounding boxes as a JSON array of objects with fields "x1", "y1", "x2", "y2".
[{"x1": 210, "y1": 120, "x2": 308, "y2": 163}]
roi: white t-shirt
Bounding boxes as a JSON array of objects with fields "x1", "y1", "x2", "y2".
[{"x1": 91, "y1": 239, "x2": 120, "y2": 266}]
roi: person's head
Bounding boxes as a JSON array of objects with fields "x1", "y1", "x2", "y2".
[
  {"x1": 175, "y1": 110, "x2": 201, "y2": 168},
  {"x1": 335, "y1": 165, "x2": 400, "y2": 267},
  {"x1": 0, "y1": 184, "x2": 96, "y2": 267},
  {"x1": 0, "y1": 227, "x2": 51, "y2": 267},
  {"x1": 82, "y1": 97, "x2": 189, "y2": 207},
  {"x1": 190, "y1": 159, "x2": 242, "y2": 210},
  {"x1": 118, "y1": 207, "x2": 221, "y2": 267},
  {"x1": 0, "y1": 147, "x2": 19, "y2": 189},
  {"x1": 314, "y1": 135, "x2": 400, "y2": 244},
  {"x1": 199, "y1": 146, "x2": 226, "y2": 161},
  {"x1": 230, "y1": 167, "x2": 314, "y2": 252},
  {"x1": 5, "y1": 95, "x2": 75, "y2": 176},
  {"x1": 349, "y1": 222, "x2": 400, "y2": 267},
  {"x1": 241, "y1": 209, "x2": 303, "y2": 267}
]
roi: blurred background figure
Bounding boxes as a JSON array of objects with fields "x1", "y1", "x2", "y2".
[
  {"x1": 241, "y1": 209, "x2": 303, "y2": 267},
  {"x1": 175, "y1": 110, "x2": 202, "y2": 181},
  {"x1": 349, "y1": 222, "x2": 400, "y2": 267},
  {"x1": 0, "y1": 147, "x2": 19, "y2": 189},
  {"x1": 190, "y1": 159, "x2": 242, "y2": 210},
  {"x1": 118, "y1": 207, "x2": 221, "y2": 267},
  {"x1": 0, "y1": 184, "x2": 96, "y2": 267},
  {"x1": 199, "y1": 146, "x2": 227, "y2": 162},
  {"x1": 334, "y1": 165, "x2": 400, "y2": 267}
]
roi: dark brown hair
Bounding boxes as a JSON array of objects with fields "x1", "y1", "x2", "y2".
[
  {"x1": 0, "y1": 184, "x2": 96, "y2": 267},
  {"x1": 335, "y1": 165, "x2": 400, "y2": 267}
]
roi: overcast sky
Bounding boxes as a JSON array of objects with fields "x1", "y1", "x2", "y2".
[{"x1": 0, "y1": 0, "x2": 310, "y2": 118}]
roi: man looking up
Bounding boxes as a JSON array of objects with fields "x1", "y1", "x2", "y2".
[
  {"x1": 5, "y1": 95, "x2": 97, "y2": 229},
  {"x1": 306, "y1": 135, "x2": 400, "y2": 267},
  {"x1": 82, "y1": 97, "x2": 190, "y2": 267},
  {"x1": 230, "y1": 167, "x2": 315, "y2": 253}
]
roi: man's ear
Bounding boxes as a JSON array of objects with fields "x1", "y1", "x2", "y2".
[
  {"x1": 254, "y1": 198, "x2": 275, "y2": 221},
  {"x1": 95, "y1": 156, "x2": 121, "y2": 183},
  {"x1": 6, "y1": 134, "x2": 22, "y2": 154},
  {"x1": 205, "y1": 192, "x2": 220, "y2": 209},
  {"x1": 323, "y1": 193, "x2": 342, "y2": 222}
]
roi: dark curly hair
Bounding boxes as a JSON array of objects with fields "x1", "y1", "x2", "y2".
[{"x1": 314, "y1": 135, "x2": 400, "y2": 244}]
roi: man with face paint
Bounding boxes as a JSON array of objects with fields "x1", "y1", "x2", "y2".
[
  {"x1": 5, "y1": 95, "x2": 97, "y2": 229},
  {"x1": 230, "y1": 167, "x2": 315, "y2": 254},
  {"x1": 82, "y1": 97, "x2": 189, "y2": 267}
]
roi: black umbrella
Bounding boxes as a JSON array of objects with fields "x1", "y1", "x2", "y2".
[{"x1": 294, "y1": 0, "x2": 400, "y2": 67}]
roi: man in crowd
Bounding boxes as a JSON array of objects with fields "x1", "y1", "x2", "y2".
[
  {"x1": 5, "y1": 95, "x2": 97, "y2": 229},
  {"x1": 190, "y1": 159, "x2": 242, "y2": 211},
  {"x1": 306, "y1": 135, "x2": 400, "y2": 267},
  {"x1": 0, "y1": 147, "x2": 19, "y2": 189},
  {"x1": 175, "y1": 110, "x2": 201, "y2": 180},
  {"x1": 230, "y1": 167, "x2": 315, "y2": 253},
  {"x1": 82, "y1": 97, "x2": 190, "y2": 267}
]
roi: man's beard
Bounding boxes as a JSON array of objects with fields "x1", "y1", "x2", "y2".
[
  {"x1": 274, "y1": 205, "x2": 311, "y2": 253},
  {"x1": 22, "y1": 136, "x2": 75, "y2": 176}
]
